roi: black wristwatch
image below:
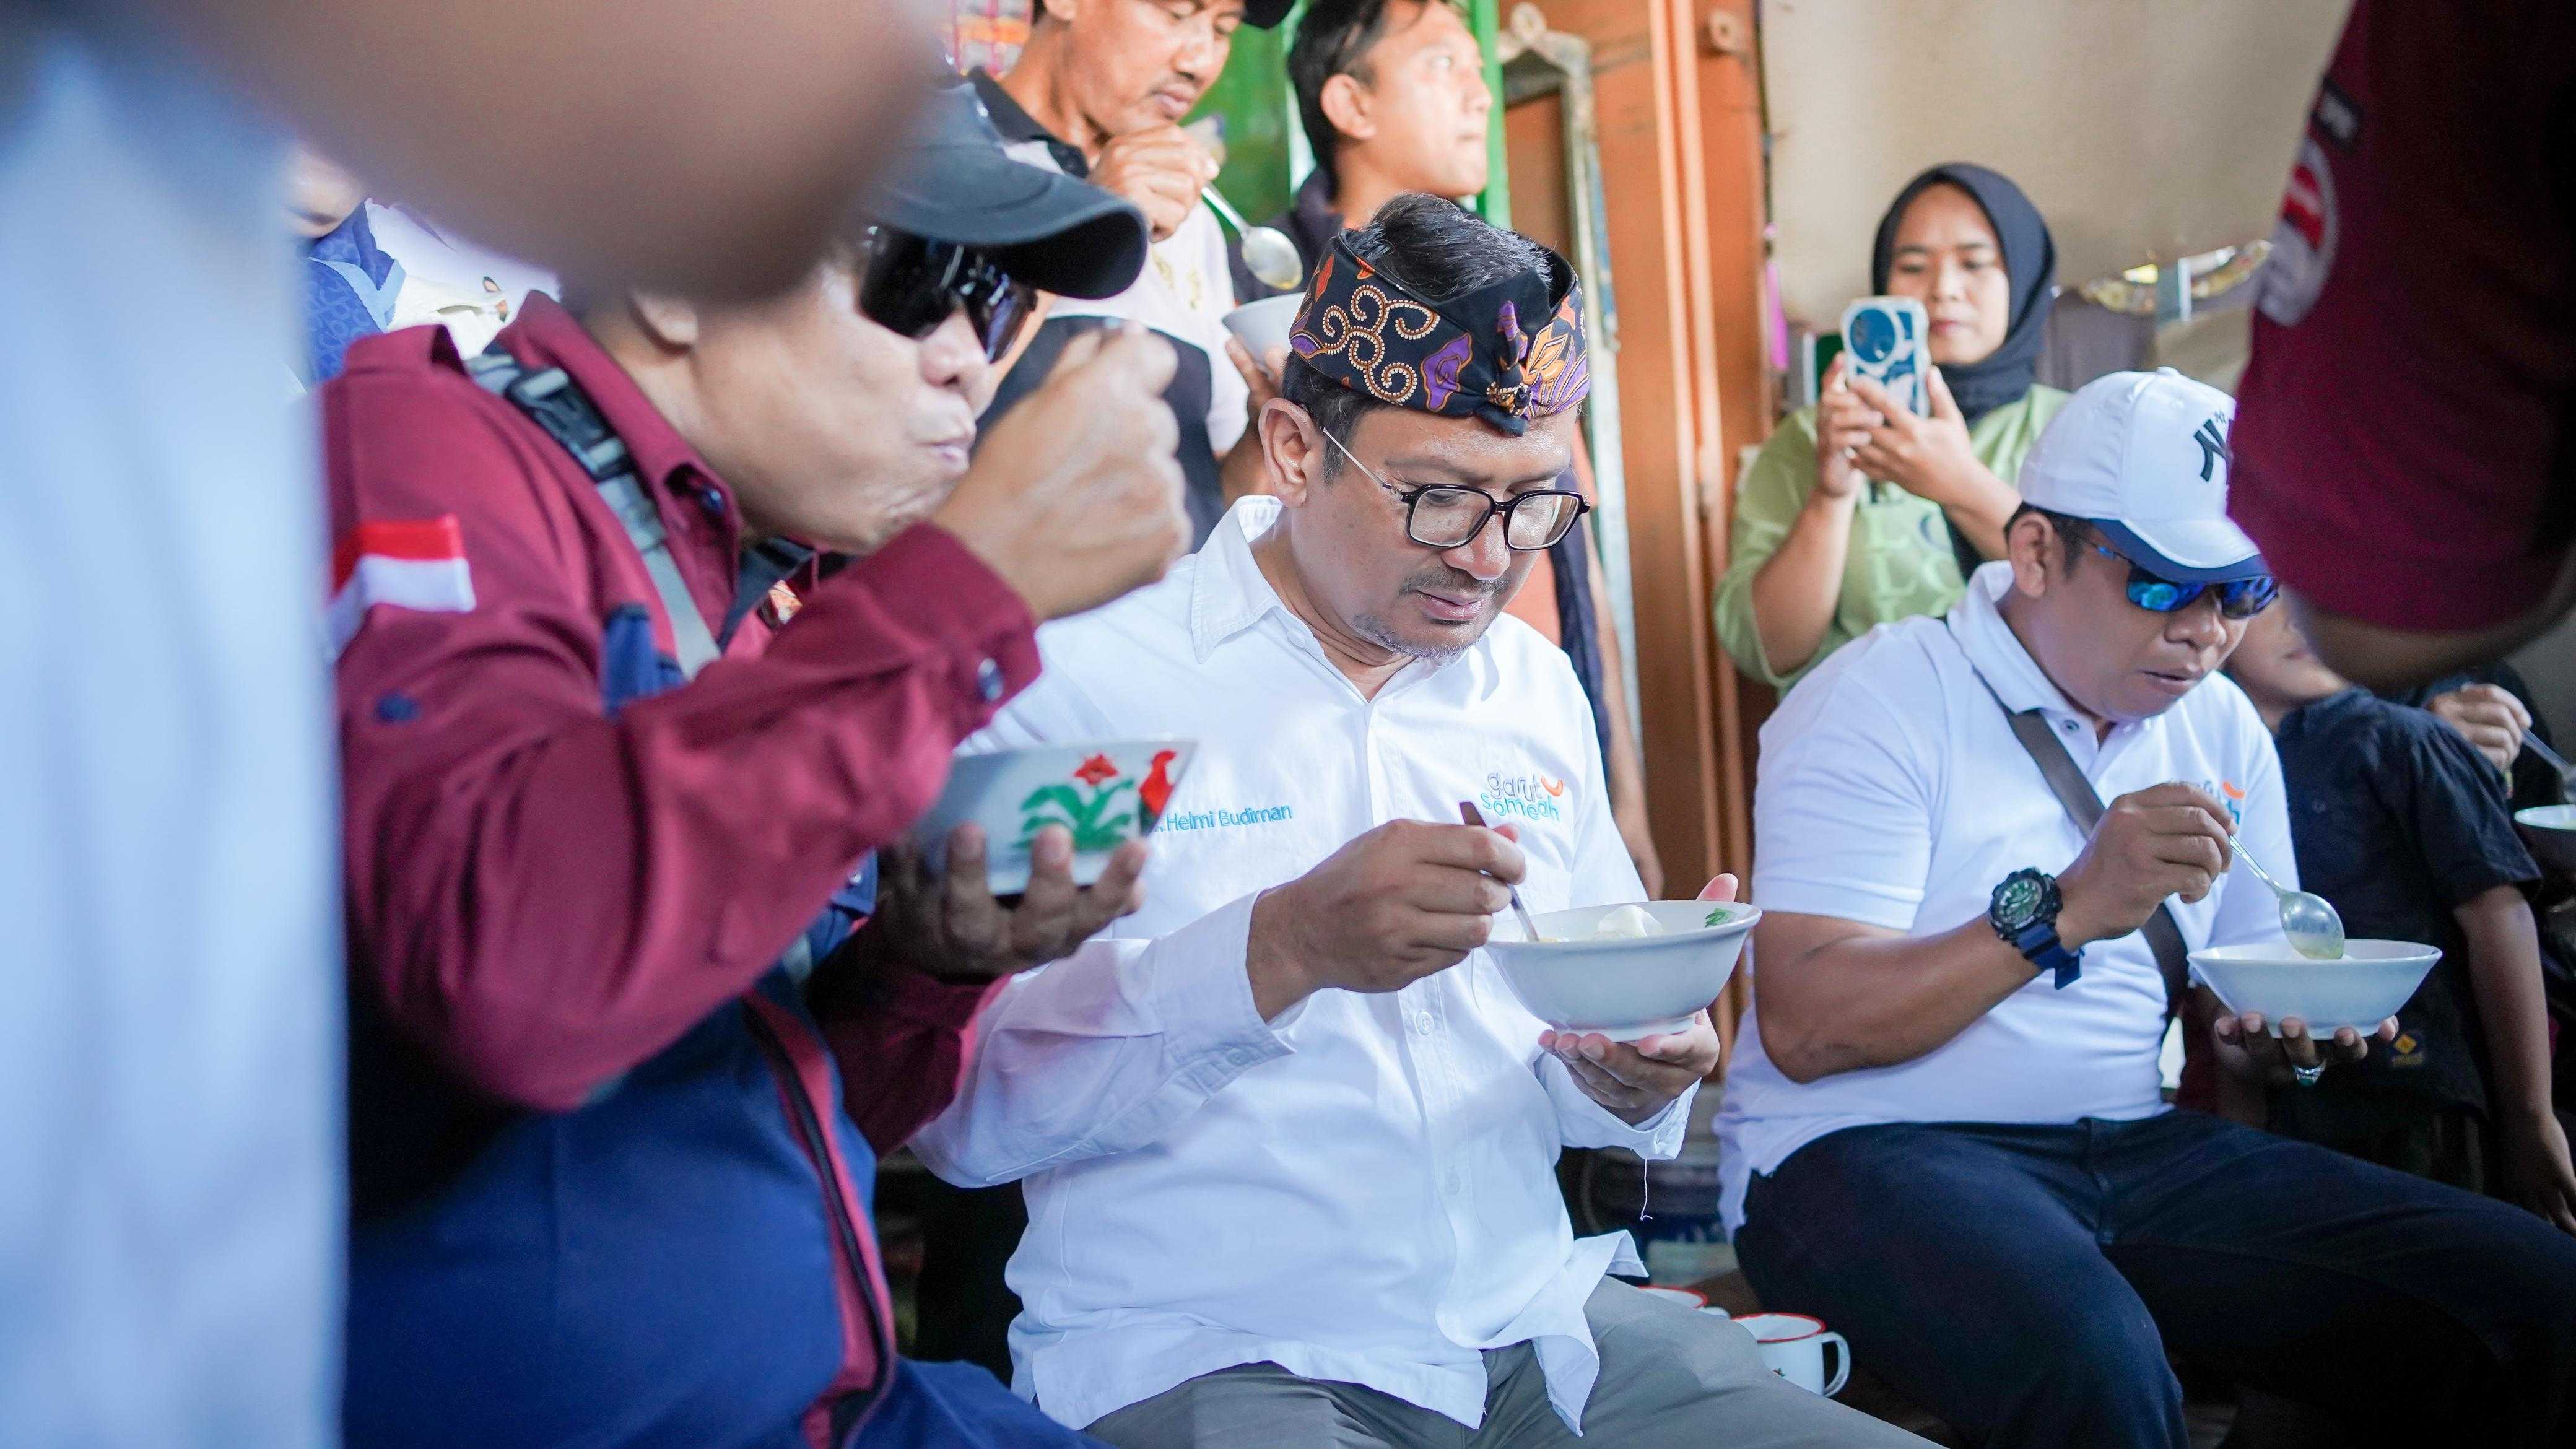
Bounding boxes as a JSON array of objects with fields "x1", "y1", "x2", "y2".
[{"x1": 1990, "y1": 867, "x2": 2082, "y2": 988}]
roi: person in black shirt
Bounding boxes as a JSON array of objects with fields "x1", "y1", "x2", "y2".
[{"x1": 2227, "y1": 604, "x2": 2576, "y2": 1231}]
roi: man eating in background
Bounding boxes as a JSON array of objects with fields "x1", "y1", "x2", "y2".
[
  {"x1": 975, "y1": 0, "x2": 1294, "y2": 542},
  {"x1": 914, "y1": 194, "x2": 1919, "y2": 1449}
]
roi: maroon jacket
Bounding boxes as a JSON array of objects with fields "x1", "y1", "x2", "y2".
[{"x1": 325, "y1": 294, "x2": 1033, "y2": 1430}]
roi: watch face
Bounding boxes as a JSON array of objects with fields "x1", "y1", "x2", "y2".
[{"x1": 1994, "y1": 873, "x2": 2046, "y2": 931}]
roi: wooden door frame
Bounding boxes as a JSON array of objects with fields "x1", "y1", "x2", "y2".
[{"x1": 1528, "y1": 0, "x2": 1770, "y2": 1061}]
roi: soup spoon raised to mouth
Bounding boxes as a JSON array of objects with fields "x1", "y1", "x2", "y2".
[{"x1": 1201, "y1": 186, "x2": 1307, "y2": 294}]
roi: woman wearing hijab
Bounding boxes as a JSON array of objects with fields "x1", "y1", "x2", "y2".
[{"x1": 1715, "y1": 163, "x2": 2064, "y2": 690}]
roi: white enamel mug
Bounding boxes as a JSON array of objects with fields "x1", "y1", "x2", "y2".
[{"x1": 1733, "y1": 1312, "x2": 1851, "y2": 1397}]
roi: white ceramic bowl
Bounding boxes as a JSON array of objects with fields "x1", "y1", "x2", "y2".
[
  {"x1": 2188, "y1": 939, "x2": 2442, "y2": 1035},
  {"x1": 2515, "y1": 805, "x2": 2576, "y2": 876},
  {"x1": 912, "y1": 740, "x2": 1196, "y2": 895},
  {"x1": 1482, "y1": 901, "x2": 1760, "y2": 1040},
  {"x1": 1221, "y1": 294, "x2": 1302, "y2": 362}
]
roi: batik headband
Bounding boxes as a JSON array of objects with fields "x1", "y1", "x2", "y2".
[{"x1": 1287, "y1": 232, "x2": 1590, "y2": 437}]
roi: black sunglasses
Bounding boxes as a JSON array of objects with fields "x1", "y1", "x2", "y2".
[
  {"x1": 1318, "y1": 426, "x2": 1590, "y2": 551},
  {"x1": 857, "y1": 226, "x2": 1037, "y2": 362},
  {"x1": 2088, "y1": 542, "x2": 2278, "y2": 620}
]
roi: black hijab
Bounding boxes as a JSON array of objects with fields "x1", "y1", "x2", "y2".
[{"x1": 1869, "y1": 163, "x2": 2055, "y2": 426}]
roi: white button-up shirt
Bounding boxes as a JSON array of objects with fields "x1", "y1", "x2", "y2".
[
  {"x1": 1718, "y1": 563, "x2": 2295, "y2": 1229},
  {"x1": 913, "y1": 497, "x2": 1686, "y2": 1435}
]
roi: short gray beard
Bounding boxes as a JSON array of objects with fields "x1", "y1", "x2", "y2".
[{"x1": 1352, "y1": 609, "x2": 1475, "y2": 668}]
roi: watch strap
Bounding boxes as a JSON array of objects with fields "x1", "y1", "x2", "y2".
[{"x1": 2009, "y1": 920, "x2": 2082, "y2": 990}]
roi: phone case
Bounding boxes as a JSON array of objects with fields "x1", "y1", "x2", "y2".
[{"x1": 1838, "y1": 296, "x2": 1928, "y2": 416}]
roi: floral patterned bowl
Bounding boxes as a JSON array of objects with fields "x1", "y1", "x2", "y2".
[{"x1": 913, "y1": 740, "x2": 1198, "y2": 895}]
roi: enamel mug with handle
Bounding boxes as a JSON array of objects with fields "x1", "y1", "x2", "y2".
[{"x1": 1733, "y1": 1312, "x2": 1852, "y2": 1397}]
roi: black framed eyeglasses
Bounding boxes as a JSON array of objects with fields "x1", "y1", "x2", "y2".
[
  {"x1": 2088, "y1": 542, "x2": 2278, "y2": 620},
  {"x1": 1317, "y1": 425, "x2": 1589, "y2": 552},
  {"x1": 856, "y1": 225, "x2": 1037, "y2": 362}
]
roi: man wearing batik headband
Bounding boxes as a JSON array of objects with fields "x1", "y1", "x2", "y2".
[{"x1": 915, "y1": 196, "x2": 1918, "y2": 1449}]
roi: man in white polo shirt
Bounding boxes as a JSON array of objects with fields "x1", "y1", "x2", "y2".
[
  {"x1": 1719, "y1": 370, "x2": 2576, "y2": 1449},
  {"x1": 913, "y1": 196, "x2": 1918, "y2": 1449}
]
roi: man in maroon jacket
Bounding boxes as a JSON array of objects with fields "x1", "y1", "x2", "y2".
[{"x1": 323, "y1": 79, "x2": 1188, "y2": 1449}]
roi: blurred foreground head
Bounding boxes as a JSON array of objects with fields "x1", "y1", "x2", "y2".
[
  {"x1": 185, "y1": 0, "x2": 965, "y2": 297},
  {"x1": 568, "y1": 79, "x2": 1147, "y2": 554}
]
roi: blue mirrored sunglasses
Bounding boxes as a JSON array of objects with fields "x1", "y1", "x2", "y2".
[{"x1": 2089, "y1": 542, "x2": 2278, "y2": 619}]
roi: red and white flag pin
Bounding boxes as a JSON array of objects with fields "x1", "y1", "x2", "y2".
[{"x1": 329, "y1": 516, "x2": 475, "y2": 658}]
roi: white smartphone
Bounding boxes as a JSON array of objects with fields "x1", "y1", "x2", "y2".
[{"x1": 1838, "y1": 295, "x2": 1928, "y2": 415}]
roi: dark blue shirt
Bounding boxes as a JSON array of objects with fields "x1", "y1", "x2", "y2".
[{"x1": 2274, "y1": 687, "x2": 2541, "y2": 1112}]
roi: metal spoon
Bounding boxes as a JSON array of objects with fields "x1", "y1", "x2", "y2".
[
  {"x1": 2521, "y1": 733, "x2": 2576, "y2": 800},
  {"x1": 1458, "y1": 801, "x2": 1543, "y2": 944},
  {"x1": 1201, "y1": 186, "x2": 1306, "y2": 293},
  {"x1": 2230, "y1": 833, "x2": 2346, "y2": 960}
]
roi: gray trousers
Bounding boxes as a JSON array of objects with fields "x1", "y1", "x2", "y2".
[{"x1": 1083, "y1": 1280, "x2": 1928, "y2": 1448}]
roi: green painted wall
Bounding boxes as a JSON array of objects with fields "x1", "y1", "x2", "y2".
[{"x1": 1188, "y1": 22, "x2": 1297, "y2": 222}]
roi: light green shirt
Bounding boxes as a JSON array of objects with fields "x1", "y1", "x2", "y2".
[{"x1": 1712, "y1": 386, "x2": 2068, "y2": 690}]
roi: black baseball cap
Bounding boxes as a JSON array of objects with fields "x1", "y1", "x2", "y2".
[{"x1": 858, "y1": 76, "x2": 1149, "y2": 301}]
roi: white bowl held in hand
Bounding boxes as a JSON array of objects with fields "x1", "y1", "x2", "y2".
[
  {"x1": 911, "y1": 740, "x2": 1196, "y2": 895},
  {"x1": 2515, "y1": 805, "x2": 2576, "y2": 876},
  {"x1": 1482, "y1": 901, "x2": 1762, "y2": 1041},
  {"x1": 2187, "y1": 938, "x2": 2442, "y2": 1036},
  {"x1": 1221, "y1": 294, "x2": 1302, "y2": 363}
]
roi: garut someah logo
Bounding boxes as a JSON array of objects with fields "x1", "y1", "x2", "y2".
[
  {"x1": 1479, "y1": 768, "x2": 1567, "y2": 822},
  {"x1": 2201, "y1": 779, "x2": 2246, "y2": 831}
]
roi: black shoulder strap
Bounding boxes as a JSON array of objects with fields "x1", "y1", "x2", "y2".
[
  {"x1": 1954, "y1": 638, "x2": 2194, "y2": 1022},
  {"x1": 463, "y1": 353, "x2": 830, "y2": 1002},
  {"x1": 465, "y1": 350, "x2": 724, "y2": 679}
]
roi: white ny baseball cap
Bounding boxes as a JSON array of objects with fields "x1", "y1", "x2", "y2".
[{"x1": 2017, "y1": 368, "x2": 2267, "y2": 583}]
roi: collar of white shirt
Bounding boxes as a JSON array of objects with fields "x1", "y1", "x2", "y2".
[
  {"x1": 1188, "y1": 494, "x2": 1289, "y2": 657},
  {"x1": 1950, "y1": 559, "x2": 2088, "y2": 718}
]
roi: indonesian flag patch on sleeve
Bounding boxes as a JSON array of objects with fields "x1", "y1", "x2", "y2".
[{"x1": 329, "y1": 516, "x2": 475, "y2": 657}]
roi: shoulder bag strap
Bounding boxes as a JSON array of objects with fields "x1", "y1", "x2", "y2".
[
  {"x1": 468, "y1": 351, "x2": 823, "y2": 994},
  {"x1": 1952, "y1": 637, "x2": 2195, "y2": 1023},
  {"x1": 467, "y1": 351, "x2": 723, "y2": 679}
]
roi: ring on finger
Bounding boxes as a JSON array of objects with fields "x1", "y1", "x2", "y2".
[{"x1": 2291, "y1": 1063, "x2": 2326, "y2": 1087}]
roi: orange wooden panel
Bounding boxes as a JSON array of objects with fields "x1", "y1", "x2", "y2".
[
  {"x1": 1530, "y1": 0, "x2": 1724, "y2": 902},
  {"x1": 1690, "y1": 0, "x2": 1775, "y2": 1067}
]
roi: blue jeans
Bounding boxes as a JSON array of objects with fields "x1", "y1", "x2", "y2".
[{"x1": 1734, "y1": 1112, "x2": 2576, "y2": 1448}]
